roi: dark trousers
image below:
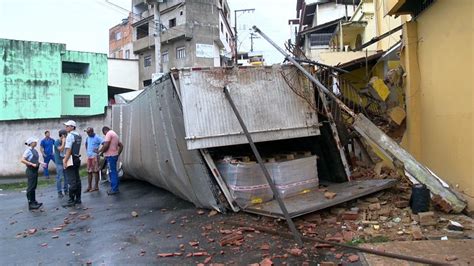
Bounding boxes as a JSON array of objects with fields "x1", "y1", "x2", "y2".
[
  {"x1": 65, "y1": 165, "x2": 81, "y2": 202},
  {"x1": 26, "y1": 167, "x2": 39, "y2": 203}
]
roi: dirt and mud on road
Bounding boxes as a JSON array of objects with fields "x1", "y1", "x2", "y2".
[{"x1": 1, "y1": 177, "x2": 472, "y2": 265}]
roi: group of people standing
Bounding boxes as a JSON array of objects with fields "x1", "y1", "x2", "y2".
[{"x1": 20, "y1": 120, "x2": 123, "y2": 210}]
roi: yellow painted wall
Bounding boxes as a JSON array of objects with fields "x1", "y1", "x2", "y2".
[
  {"x1": 374, "y1": 0, "x2": 405, "y2": 51},
  {"x1": 402, "y1": 0, "x2": 474, "y2": 210}
]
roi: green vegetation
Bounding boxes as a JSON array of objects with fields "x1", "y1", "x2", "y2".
[
  {"x1": 0, "y1": 166, "x2": 87, "y2": 191},
  {"x1": 346, "y1": 235, "x2": 390, "y2": 246},
  {"x1": 0, "y1": 178, "x2": 55, "y2": 190}
]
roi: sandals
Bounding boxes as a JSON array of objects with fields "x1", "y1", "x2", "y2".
[
  {"x1": 84, "y1": 188, "x2": 92, "y2": 193},
  {"x1": 91, "y1": 188, "x2": 99, "y2": 192}
]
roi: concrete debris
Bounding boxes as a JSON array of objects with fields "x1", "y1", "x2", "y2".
[
  {"x1": 447, "y1": 220, "x2": 464, "y2": 231},
  {"x1": 324, "y1": 192, "x2": 337, "y2": 199}
]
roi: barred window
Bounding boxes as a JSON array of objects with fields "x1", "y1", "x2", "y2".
[
  {"x1": 162, "y1": 52, "x2": 169, "y2": 63},
  {"x1": 176, "y1": 47, "x2": 186, "y2": 59},
  {"x1": 144, "y1": 55, "x2": 152, "y2": 67},
  {"x1": 74, "y1": 95, "x2": 90, "y2": 107}
]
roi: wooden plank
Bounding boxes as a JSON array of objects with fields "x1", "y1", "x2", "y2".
[
  {"x1": 353, "y1": 114, "x2": 466, "y2": 212},
  {"x1": 244, "y1": 179, "x2": 397, "y2": 219}
]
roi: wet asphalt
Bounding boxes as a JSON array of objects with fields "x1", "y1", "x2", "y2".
[{"x1": 0, "y1": 178, "x2": 340, "y2": 265}]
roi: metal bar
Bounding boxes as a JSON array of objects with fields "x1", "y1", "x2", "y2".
[
  {"x1": 199, "y1": 149, "x2": 240, "y2": 212},
  {"x1": 292, "y1": 58, "x2": 350, "y2": 74},
  {"x1": 228, "y1": 221, "x2": 449, "y2": 266},
  {"x1": 252, "y1": 25, "x2": 356, "y2": 118},
  {"x1": 185, "y1": 125, "x2": 318, "y2": 140},
  {"x1": 223, "y1": 86, "x2": 304, "y2": 247},
  {"x1": 355, "y1": 24, "x2": 403, "y2": 51}
]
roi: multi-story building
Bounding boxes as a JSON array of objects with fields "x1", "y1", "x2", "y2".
[
  {"x1": 109, "y1": 13, "x2": 138, "y2": 60},
  {"x1": 0, "y1": 38, "x2": 108, "y2": 121},
  {"x1": 131, "y1": 0, "x2": 233, "y2": 88},
  {"x1": 294, "y1": 0, "x2": 360, "y2": 63}
]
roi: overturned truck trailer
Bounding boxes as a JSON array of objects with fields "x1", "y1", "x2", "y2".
[{"x1": 112, "y1": 65, "x2": 396, "y2": 217}]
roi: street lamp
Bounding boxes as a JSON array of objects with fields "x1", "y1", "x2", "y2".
[{"x1": 233, "y1": 8, "x2": 255, "y2": 65}]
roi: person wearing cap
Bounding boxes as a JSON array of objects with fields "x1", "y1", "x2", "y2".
[
  {"x1": 54, "y1": 129, "x2": 68, "y2": 198},
  {"x1": 84, "y1": 127, "x2": 103, "y2": 192},
  {"x1": 40, "y1": 131, "x2": 55, "y2": 179},
  {"x1": 20, "y1": 137, "x2": 44, "y2": 210},
  {"x1": 98, "y1": 126, "x2": 123, "y2": 195},
  {"x1": 62, "y1": 120, "x2": 83, "y2": 207}
]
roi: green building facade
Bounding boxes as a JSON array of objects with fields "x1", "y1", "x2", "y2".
[{"x1": 0, "y1": 39, "x2": 107, "y2": 121}]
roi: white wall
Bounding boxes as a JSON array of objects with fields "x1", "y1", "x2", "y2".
[
  {"x1": 218, "y1": 11, "x2": 232, "y2": 53},
  {"x1": 314, "y1": 3, "x2": 355, "y2": 26},
  {"x1": 108, "y1": 58, "x2": 140, "y2": 90},
  {"x1": 0, "y1": 109, "x2": 112, "y2": 177}
]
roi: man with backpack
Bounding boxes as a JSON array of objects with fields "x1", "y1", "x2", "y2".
[{"x1": 62, "y1": 120, "x2": 82, "y2": 207}]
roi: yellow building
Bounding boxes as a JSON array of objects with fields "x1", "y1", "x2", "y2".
[{"x1": 386, "y1": 0, "x2": 474, "y2": 212}]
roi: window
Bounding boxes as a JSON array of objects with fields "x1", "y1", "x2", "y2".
[
  {"x1": 136, "y1": 23, "x2": 149, "y2": 39},
  {"x1": 309, "y1": 33, "x2": 332, "y2": 47},
  {"x1": 169, "y1": 18, "x2": 176, "y2": 28},
  {"x1": 180, "y1": 10, "x2": 183, "y2": 16},
  {"x1": 162, "y1": 51, "x2": 169, "y2": 63},
  {"x1": 62, "y1": 61, "x2": 89, "y2": 74},
  {"x1": 226, "y1": 33, "x2": 229, "y2": 43},
  {"x1": 74, "y1": 95, "x2": 90, "y2": 107},
  {"x1": 176, "y1": 47, "x2": 186, "y2": 59},
  {"x1": 144, "y1": 55, "x2": 152, "y2": 67},
  {"x1": 221, "y1": 22, "x2": 224, "y2": 33},
  {"x1": 125, "y1": 50, "x2": 130, "y2": 59},
  {"x1": 115, "y1": 31, "x2": 122, "y2": 40},
  {"x1": 143, "y1": 79, "x2": 152, "y2": 87}
]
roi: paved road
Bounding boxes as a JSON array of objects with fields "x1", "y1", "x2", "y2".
[{"x1": 0, "y1": 179, "x2": 336, "y2": 265}]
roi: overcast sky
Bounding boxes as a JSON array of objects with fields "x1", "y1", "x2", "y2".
[{"x1": 0, "y1": 0, "x2": 296, "y2": 64}]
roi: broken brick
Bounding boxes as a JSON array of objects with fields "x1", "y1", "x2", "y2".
[
  {"x1": 189, "y1": 241, "x2": 199, "y2": 247},
  {"x1": 445, "y1": 255, "x2": 458, "y2": 261},
  {"x1": 394, "y1": 200, "x2": 409, "y2": 208},
  {"x1": 368, "y1": 203, "x2": 381, "y2": 211},
  {"x1": 335, "y1": 253, "x2": 343, "y2": 259},
  {"x1": 289, "y1": 248, "x2": 303, "y2": 257},
  {"x1": 204, "y1": 256, "x2": 212, "y2": 264},
  {"x1": 158, "y1": 253, "x2": 174, "y2": 257},
  {"x1": 418, "y1": 212, "x2": 437, "y2": 226},
  {"x1": 324, "y1": 192, "x2": 337, "y2": 199},
  {"x1": 432, "y1": 195, "x2": 453, "y2": 213},
  {"x1": 343, "y1": 231, "x2": 355, "y2": 242},
  {"x1": 192, "y1": 252, "x2": 209, "y2": 257},
  {"x1": 347, "y1": 254, "x2": 359, "y2": 262},
  {"x1": 260, "y1": 243, "x2": 270, "y2": 250},
  {"x1": 320, "y1": 262, "x2": 335, "y2": 266},
  {"x1": 342, "y1": 211, "x2": 359, "y2": 221},
  {"x1": 260, "y1": 258, "x2": 273, "y2": 266},
  {"x1": 219, "y1": 233, "x2": 243, "y2": 246}
]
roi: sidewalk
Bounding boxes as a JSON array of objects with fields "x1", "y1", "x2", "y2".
[{"x1": 0, "y1": 176, "x2": 27, "y2": 185}]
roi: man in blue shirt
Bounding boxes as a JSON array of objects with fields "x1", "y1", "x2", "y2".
[
  {"x1": 40, "y1": 131, "x2": 55, "y2": 179},
  {"x1": 54, "y1": 129, "x2": 68, "y2": 198},
  {"x1": 84, "y1": 127, "x2": 103, "y2": 192}
]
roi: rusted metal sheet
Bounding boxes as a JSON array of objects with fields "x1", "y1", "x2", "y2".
[
  {"x1": 178, "y1": 65, "x2": 320, "y2": 150},
  {"x1": 244, "y1": 179, "x2": 397, "y2": 218}
]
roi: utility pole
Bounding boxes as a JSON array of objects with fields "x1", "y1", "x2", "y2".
[
  {"x1": 148, "y1": 0, "x2": 161, "y2": 73},
  {"x1": 233, "y1": 8, "x2": 255, "y2": 64},
  {"x1": 249, "y1": 32, "x2": 259, "y2": 52}
]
